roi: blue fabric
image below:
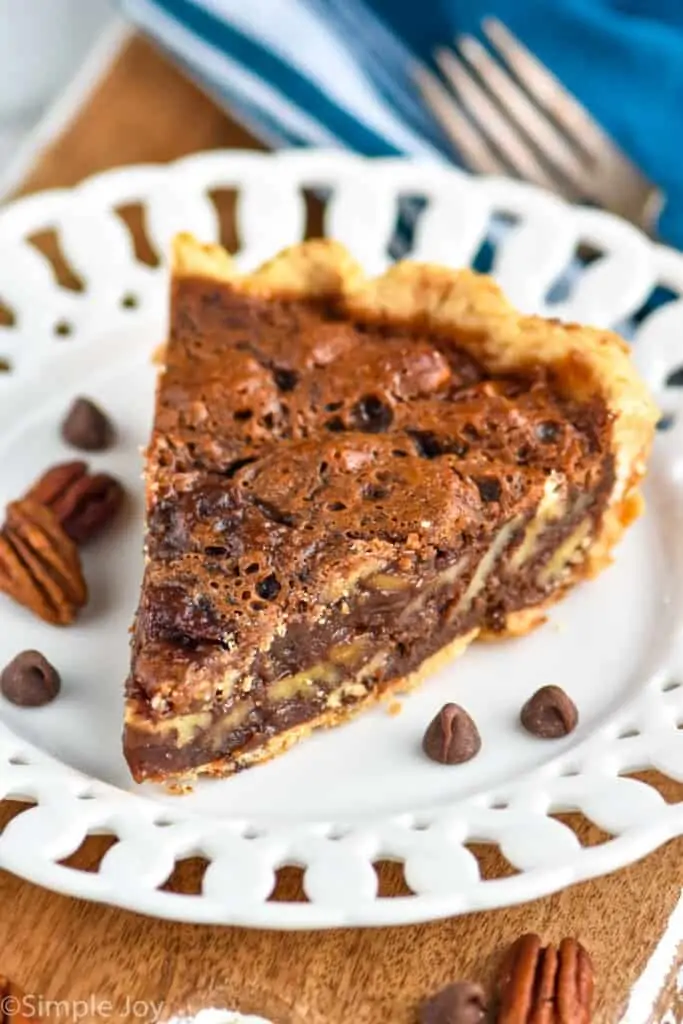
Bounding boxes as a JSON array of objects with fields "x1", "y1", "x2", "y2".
[{"x1": 119, "y1": 0, "x2": 683, "y2": 248}]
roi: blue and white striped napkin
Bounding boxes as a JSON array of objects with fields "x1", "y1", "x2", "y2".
[
  {"x1": 119, "y1": 0, "x2": 683, "y2": 249},
  {"x1": 119, "y1": 0, "x2": 451, "y2": 157}
]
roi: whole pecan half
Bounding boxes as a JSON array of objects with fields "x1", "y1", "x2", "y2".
[
  {"x1": 0, "y1": 500, "x2": 88, "y2": 625},
  {"x1": 24, "y1": 461, "x2": 123, "y2": 545},
  {"x1": 497, "y1": 933, "x2": 594, "y2": 1024}
]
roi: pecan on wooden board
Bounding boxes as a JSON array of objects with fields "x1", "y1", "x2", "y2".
[
  {"x1": 497, "y1": 933, "x2": 594, "y2": 1024},
  {"x1": 24, "y1": 460, "x2": 123, "y2": 545},
  {"x1": 0, "y1": 500, "x2": 87, "y2": 625}
]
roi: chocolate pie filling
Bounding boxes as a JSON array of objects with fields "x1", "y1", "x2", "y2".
[
  {"x1": 123, "y1": 265, "x2": 625, "y2": 783},
  {"x1": 126, "y1": 212, "x2": 664, "y2": 787}
]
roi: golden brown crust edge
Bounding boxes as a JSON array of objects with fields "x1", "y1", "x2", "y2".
[{"x1": 171, "y1": 232, "x2": 658, "y2": 627}]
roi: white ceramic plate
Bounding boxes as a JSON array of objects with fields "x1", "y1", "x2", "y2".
[{"x1": 0, "y1": 150, "x2": 683, "y2": 928}]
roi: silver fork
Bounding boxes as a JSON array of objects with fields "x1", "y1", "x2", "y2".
[{"x1": 413, "y1": 17, "x2": 662, "y2": 234}]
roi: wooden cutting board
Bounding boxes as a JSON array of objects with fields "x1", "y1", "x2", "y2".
[{"x1": 2, "y1": 33, "x2": 683, "y2": 1024}]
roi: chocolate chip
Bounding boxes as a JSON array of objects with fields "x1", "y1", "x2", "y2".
[
  {"x1": 363, "y1": 485, "x2": 389, "y2": 501},
  {"x1": 411, "y1": 430, "x2": 468, "y2": 459},
  {"x1": 352, "y1": 394, "x2": 394, "y2": 433},
  {"x1": 325, "y1": 416, "x2": 345, "y2": 433},
  {"x1": 418, "y1": 981, "x2": 487, "y2": 1024},
  {"x1": 422, "y1": 703, "x2": 481, "y2": 765},
  {"x1": 521, "y1": 685, "x2": 578, "y2": 738},
  {"x1": 256, "y1": 573, "x2": 281, "y2": 600},
  {"x1": 273, "y1": 367, "x2": 298, "y2": 392},
  {"x1": 411, "y1": 430, "x2": 443, "y2": 459},
  {"x1": 537, "y1": 421, "x2": 561, "y2": 443},
  {"x1": 61, "y1": 397, "x2": 114, "y2": 451},
  {"x1": 1, "y1": 651, "x2": 61, "y2": 707},
  {"x1": 476, "y1": 477, "x2": 501, "y2": 503}
]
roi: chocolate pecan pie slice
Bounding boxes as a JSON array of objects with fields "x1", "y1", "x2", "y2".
[{"x1": 123, "y1": 234, "x2": 657, "y2": 783}]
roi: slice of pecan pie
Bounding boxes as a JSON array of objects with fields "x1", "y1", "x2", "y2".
[{"x1": 123, "y1": 233, "x2": 657, "y2": 783}]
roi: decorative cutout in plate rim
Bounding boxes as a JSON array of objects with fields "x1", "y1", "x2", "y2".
[{"x1": 0, "y1": 150, "x2": 683, "y2": 928}]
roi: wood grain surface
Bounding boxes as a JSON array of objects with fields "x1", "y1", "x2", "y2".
[{"x1": 2, "y1": 33, "x2": 682, "y2": 1024}]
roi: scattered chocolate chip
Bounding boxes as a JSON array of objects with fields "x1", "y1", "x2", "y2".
[
  {"x1": 352, "y1": 394, "x2": 394, "y2": 433},
  {"x1": 256, "y1": 573, "x2": 281, "y2": 600},
  {"x1": 61, "y1": 397, "x2": 114, "y2": 452},
  {"x1": 520, "y1": 685, "x2": 578, "y2": 738},
  {"x1": 422, "y1": 703, "x2": 481, "y2": 765},
  {"x1": 476, "y1": 477, "x2": 502, "y2": 503},
  {"x1": 273, "y1": 367, "x2": 299, "y2": 392},
  {"x1": 418, "y1": 981, "x2": 487, "y2": 1024},
  {"x1": 1, "y1": 650, "x2": 61, "y2": 707}
]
